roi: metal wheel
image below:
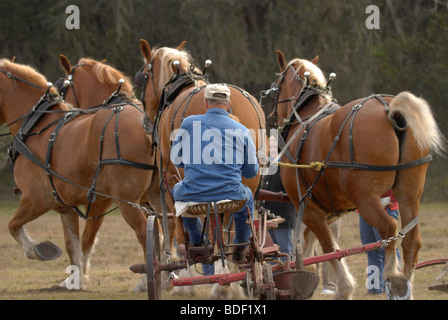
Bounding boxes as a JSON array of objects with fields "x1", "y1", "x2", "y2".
[
  {"x1": 245, "y1": 272, "x2": 254, "y2": 299},
  {"x1": 262, "y1": 263, "x2": 276, "y2": 300},
  {"x1": 146, "y1": 215, "x2": 162, "y2": 300}
]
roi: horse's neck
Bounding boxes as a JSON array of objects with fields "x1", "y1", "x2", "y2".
[
  {"x1": 77, "y1": 85, "x2": 115, "y2": 109},
  {"x1": 4, "y1": 89, "x2": 41, "y2": 132},
  {"x1": 297, "y1": 96, "x2": 327, "y2": 120},
  {"x1": 6, "y1": 89, "x2": 65, "y2": 135}
]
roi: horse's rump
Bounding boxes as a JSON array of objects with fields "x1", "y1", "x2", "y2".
[{"x1": 158, "y1": 85, "x2": 266, "y2": 193}]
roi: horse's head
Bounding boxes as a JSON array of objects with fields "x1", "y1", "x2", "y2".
[
  {"x1": 0, "y1": 58, "x2": 58, "y2": 128},
  {"x1": 137, "y1": 39, "x2": 202, "y2": 121},
  {"x1": 59, "y1": 55, "x2": 134, "y2": 109},
  {"x1": 273, "y1": 50, "x2": 332, "y2": 127}
]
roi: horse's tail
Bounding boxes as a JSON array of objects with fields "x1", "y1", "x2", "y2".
[{"x1": 388, "y1": 91, "x2": 446, "y2": 156}]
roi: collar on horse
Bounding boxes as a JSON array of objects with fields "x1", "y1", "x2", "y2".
[{"x1": 135, "y1": 58, "x2": 208, "y2": 144}]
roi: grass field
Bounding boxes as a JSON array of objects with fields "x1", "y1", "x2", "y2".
[{"x1": 0, "y1": 199, "x2": 447, "y2": 301}]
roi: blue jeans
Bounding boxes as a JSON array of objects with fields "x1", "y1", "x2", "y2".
[
  {"x1": 359, "y1": 207, "x2": 401, "y2": 294},
  {"x1": 181, "y1": 188, "x2": 254, "y2": 275},
  {"x1": 268, "y1": 228, "x2": 293, "y2": 261}
]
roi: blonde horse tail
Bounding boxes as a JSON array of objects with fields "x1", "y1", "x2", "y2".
[{"x1": 388, "y1": 91, "x2": 446, "y2": 156}]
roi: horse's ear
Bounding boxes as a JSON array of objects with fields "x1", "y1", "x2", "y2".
[
  {"x1": 101, "y1": 59, "x2": 107, "y2": 64},
  {"x1": 140, "y1": 39, "x2": 152, "y2": 62},
  {"x1": 60, "y1": 54, "x2": 72, "y2": 75},
  {"x1": 276, "y1": 50, "x2": 287, "y2": 72},
  {"x1": 11, "y1": 56, "x2": 16, "y2": 63},
  {"x1": 177, "y1": 41, "x2": 187, "y2": 51},
  {"x1": 311, "y1": 55, "x2": 319, "y2": 65}
]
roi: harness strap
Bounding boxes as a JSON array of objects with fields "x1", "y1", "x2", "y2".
[
  {"x1": 326, "y1": 154, "x2": 433, "y2": 171},
  {"x1": 45, "y1": 111, "x2": 78, "y2": 206},
  {"x1": 0, "y1": 69, "x2": 45, "y2": 92},
  {"x1": 12, "y1": 101, "x2": 157, "y2": 220}
]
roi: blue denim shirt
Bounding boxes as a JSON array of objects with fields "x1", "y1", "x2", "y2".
[{"x1": 170, "y1": 108, "x2": 259, "y2": 202}]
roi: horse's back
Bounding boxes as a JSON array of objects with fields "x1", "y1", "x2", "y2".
[
  {"x1": 291, "y1": 98, "x2": 402, "y2": 211},
  {"x1": 158, "y1": 86, "x2": 265, "y2": 193}
]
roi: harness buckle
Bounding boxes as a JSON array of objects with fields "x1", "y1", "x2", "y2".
[
  {"x1": 64, "y1": 111, "x2": 73, "y2": 120},
  {"x1": 49, "y1": 132, "x2": 56, "y2": 142},
  {"x1": 352, "y1": 104, "x2": 362, "y2": 111}
]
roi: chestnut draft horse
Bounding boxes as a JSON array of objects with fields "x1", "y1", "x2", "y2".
[
  {"x1": 57, "y1": 55, "x2": 161, "y2": 209},
  {"x1": 56, "y1": 55, "x2": 161, "y2": 290},
  {"x1": 136, "y1": 39, "x2": 266, "y2": 257},
  {"x1": 271, "y1": 51, "x2": 446, "y2": 300},
  {"x1": 0, "y1": 58, "x2": 154, "y2": 290}
]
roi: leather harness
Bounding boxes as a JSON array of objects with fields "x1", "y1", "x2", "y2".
[
  {"x1": 3, "y1": 70, "x2": 157, "y2": 220},
  {"x1": 268, "y1": 69, "x2": 433, "y2": 233}
]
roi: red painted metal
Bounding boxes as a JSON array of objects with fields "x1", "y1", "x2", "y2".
[
  {"x1": 171, "y1": 241, "x2": 384, "y2": 287},
  {"x1": 257, "y1": 189, "x2": 290, "y2": 202},
  {"x1": 172, "y1": 272, "x2": 246, "y2": 286},
  {"x1": 416, "y1": 258, "x2": 448, "y2": 270},
  {"x1": 299, "y1": 242, "x2": 382, "y2": 267}
]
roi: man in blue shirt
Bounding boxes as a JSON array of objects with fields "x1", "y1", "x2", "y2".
[{"x1": 170, "y1": 83, "x2": 259, "y2": 272}]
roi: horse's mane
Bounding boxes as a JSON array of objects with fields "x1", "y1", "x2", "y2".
[
  {"x1": 284, "y1": 58, "x2": 332, "y2": 105},
  {"x1": 78, "y1": 58, "x2": 134, "y2": 97},
  {"x1": 0, "y1": 58, "x2": 57, "y2": 94},
  {"x1": 285, "y1": 58, "x2": 327, "y2": 87},
  {"x1": 148, "y1": 47, "x2": 199, "y2": 91}
]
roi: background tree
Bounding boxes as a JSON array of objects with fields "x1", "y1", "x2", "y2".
[{"x1": 0, "y1": 0, "x2": 446, "y2": 201}]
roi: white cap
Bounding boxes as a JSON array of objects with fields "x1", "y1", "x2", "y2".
[{"x1": 204, "y1": 83, "x2": 230, "y2": 102}]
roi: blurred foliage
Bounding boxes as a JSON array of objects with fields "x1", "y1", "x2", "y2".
[{"x1": 0, "y1": 0, "x2": 446, "y2": 201}]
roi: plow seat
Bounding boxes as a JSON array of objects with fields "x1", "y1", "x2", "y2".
[{"x1": 175, "y1": 199, "x2": 246, "y2": 218}]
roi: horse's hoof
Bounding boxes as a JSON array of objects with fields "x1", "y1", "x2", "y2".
[
  {"x1": 35, "y1": 241, "x2": 62, "y2": 260},
  {"x1": 385, "y1": 276, "x2": 412, "y2": 300}
]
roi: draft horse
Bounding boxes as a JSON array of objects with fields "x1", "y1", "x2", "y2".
[
  {"x1": 271, "y1": 50, "x2": 445, "y2": 299},
  {"x1": 0, "y1": 58, "x2": 153, "y2": 289},
  {"x1": 136, "y1": 39, "x2": 267, "y2": 255},
  {"x1": 55, "y1": 55, "x2": 161, "y2": 290}
]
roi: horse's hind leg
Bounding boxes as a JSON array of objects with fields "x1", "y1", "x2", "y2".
[
  {"x1": 116, "y1": 202, "x2": 148, "y2": 291},
  {"x1": 393, "y1": 164, "x2": 427, "y2": 288},
  {"x1": 81, "y1": 201, "x2": 111, "y2": 278},
  {"x1": 58, "y1": 208, "x2": 85, "y2": 289},
  {"x1": 116, "y1": 202, "x2": 147, "y2": 254},
  {"x1": 356, "y1": 192, "x2": 408, "y2": 299}
]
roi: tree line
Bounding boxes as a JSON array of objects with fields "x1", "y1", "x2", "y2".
[{"x1": 0, "y1": 0, "x2": 447, "y2": 201}]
